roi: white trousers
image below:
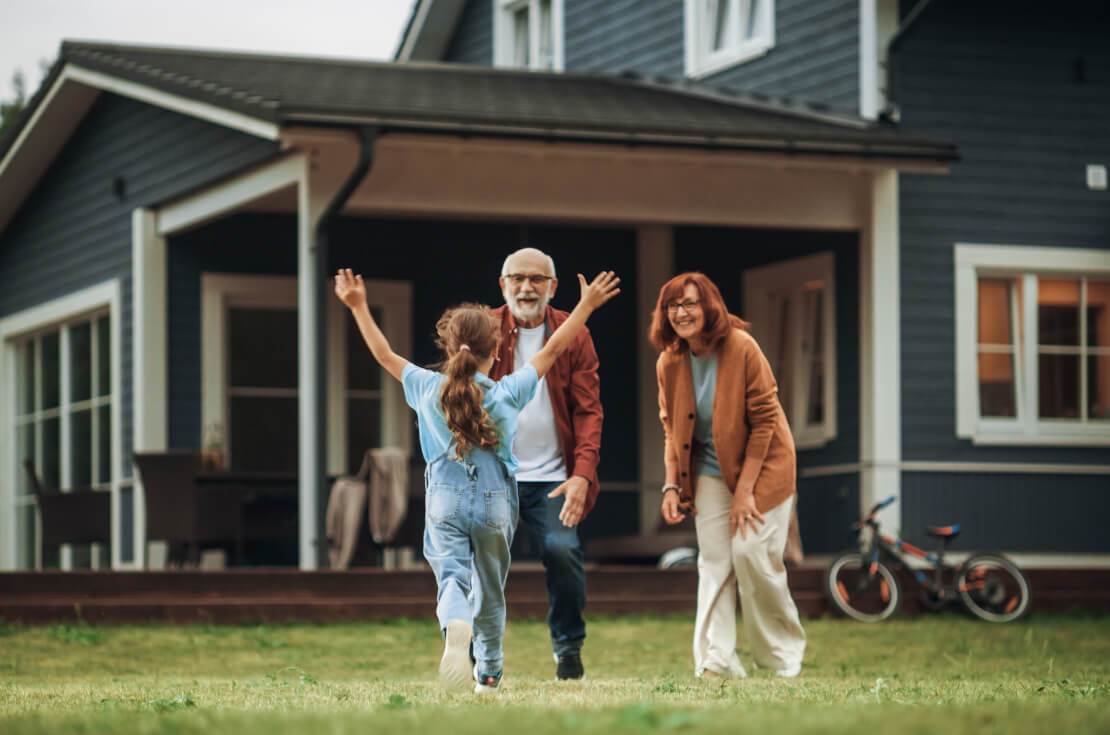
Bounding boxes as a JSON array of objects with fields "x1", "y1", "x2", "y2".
[{"x1": 692, "y1": 474, "x2": 806, "y2": 677}]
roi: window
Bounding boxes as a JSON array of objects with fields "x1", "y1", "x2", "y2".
[
  {"x1": 202, "y1": 275, "x2": 413, "y2": 477},
  {"x1": 686, "y1": 0, "x2": 775, "y2": 78},
  {"x1": 2, "y1": 281, "x2": 120, "y2": 571},
  {"x1": 494, "y1": 0, "x2": 562, "y2": 71},
  {"x1": 743, "y1": 253, "x2": 837, "y2": 449},
  {"x1": 955, "y1": 244, "x2": 1110, "y2": 445}
]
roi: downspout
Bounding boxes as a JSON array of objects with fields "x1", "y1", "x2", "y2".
[
  {"x1": 880, "y1": 0, "x2": 935, "y2": 123},
  {"x1": 312, "y1": 125, "x2": 378, "y2": 568}
]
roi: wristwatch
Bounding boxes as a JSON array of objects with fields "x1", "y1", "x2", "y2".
[{"x1": 661, "y1": 483, "x2": 681, "y2": 495}]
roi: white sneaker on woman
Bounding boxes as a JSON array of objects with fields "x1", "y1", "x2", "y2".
[{"x1": 775, "y1": 662, "x2": 802, "y2": 678}]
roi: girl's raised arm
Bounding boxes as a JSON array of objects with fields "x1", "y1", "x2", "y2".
[
  {"x1": 334, "y1": 268, "x2": 408, "y2": 381},
  {"x1": 530, "y1": 271, "x2": 620, "y2": 379}
]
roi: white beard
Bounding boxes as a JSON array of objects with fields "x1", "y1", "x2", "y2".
[{"x1": 504, "y1": 288, "x2": 550, "y2": 323}]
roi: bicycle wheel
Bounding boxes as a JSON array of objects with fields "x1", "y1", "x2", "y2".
[
  {"x1": 957, "y1": 553, "x2": 1031, "y2": 623},
  {"x1": 825, "y1": 552, "x2": 902, "y2": 622}
]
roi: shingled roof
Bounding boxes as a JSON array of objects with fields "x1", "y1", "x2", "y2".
[{"x1": 0, "y1": 40, "x2": 957, "y2": 164}]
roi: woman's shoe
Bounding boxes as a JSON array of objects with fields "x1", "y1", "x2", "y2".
[{"x1": 439, "y1": 620, "x2": 473, "y2": 690}]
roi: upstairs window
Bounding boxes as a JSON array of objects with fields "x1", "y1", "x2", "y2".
[
  {"x1": 686, "y1": 0, "x2": 775, "y2": 78},
  {"x1": 494, "y1": 0, "x2": 563, "y2": 71}
]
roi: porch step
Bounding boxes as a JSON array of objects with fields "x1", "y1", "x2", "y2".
[{"x1": 0, "y1": 566, "x2": 1105, "y2": 624}]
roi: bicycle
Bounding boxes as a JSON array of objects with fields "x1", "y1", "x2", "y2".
[{"x1": 825, "y1": 496, "x2": 1032, "y2": 623}]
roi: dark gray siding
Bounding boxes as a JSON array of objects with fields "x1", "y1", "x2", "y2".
[
  {"x1": 0, "y1": 93, "x2": 279, "y2": 560},
  {"x1": 566, "y1": 0, "x2": 859, "y2": 112},
  {"x1": 796, "y1": 472, "x2": 859, "y2": 554},
  {"x1": 902, "y1": 472, "x2": 1110, "y2": 553},
  {"x1": 897, "y1": 1, "x2": 1110, "y2": 466},
  {"x1": 444, "y1": 0, "x2": 493, "y2": 64},
  {"x1": 442, "y1": 0, "x2": 859, "y2": 111}
]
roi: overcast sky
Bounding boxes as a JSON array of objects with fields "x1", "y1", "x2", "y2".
[{"x1": 2, "y1": 0, "x2": 418, "y2": 99}]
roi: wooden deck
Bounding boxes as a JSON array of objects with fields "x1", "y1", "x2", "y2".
[{"x1": 2, "y1": 564, "x2": 1107, "y2": 624}]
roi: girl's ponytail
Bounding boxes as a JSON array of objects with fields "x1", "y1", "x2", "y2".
[{"x1": 435, "y1": 305, "x2": 501, "y2": 458}]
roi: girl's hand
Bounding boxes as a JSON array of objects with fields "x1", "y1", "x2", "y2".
[
  {"x1": 729, "y1": 491, "x2": 765, "y2": 540},
  {"x1": 335, "y1": 268, "x2": 367, "y2": 310},
  {"x1": 577, "y1": 271, "x2": 621, "y2": 311}
]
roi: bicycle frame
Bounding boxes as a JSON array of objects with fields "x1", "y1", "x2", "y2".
[{"x1": 857, "y1": 496, "x2": 954, "y2": 598}]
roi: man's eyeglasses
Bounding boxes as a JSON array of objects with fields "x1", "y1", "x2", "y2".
[
  {"x1": 505, "y1": 273, "x2": 554, "y2": 286},
  {"x1": 666, "y1": 300, "x2": 701, "y2": 314}
]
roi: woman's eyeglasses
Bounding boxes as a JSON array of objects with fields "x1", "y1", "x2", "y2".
[
  {"x1": 666, "y1": 300, "x2": 701, "y2": 314},
  {"x1": 505, "y1": 273, "x2": 554, "y2": 286}
]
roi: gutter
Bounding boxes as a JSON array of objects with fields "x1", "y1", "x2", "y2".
[{"x1": 310, "y1": 125, "x2": 378, "y2": 567}]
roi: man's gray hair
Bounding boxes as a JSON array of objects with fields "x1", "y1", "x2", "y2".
[{"x1": 501, "y1": 247, "x2": 557, "y2": 280}]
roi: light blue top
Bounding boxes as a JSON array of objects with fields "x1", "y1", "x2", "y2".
[
  {"x1": 689, "y1": 351, "x2": 721, "y2": 477},
  {"x1": 402, "y1": 362, "x2": 540, "y2": 474}
]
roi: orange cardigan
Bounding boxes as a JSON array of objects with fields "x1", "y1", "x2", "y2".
[{"x1": 656, "y1": 328, "x2": 796, "y2": 513}]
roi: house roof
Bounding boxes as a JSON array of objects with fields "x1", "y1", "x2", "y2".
[{"x1": 0, "y1": 41, "x2": 957, "y2": 165}]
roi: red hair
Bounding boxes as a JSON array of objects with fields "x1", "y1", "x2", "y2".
[{"x1": 648, "y1": 272, "x2": 749, "y2": 353}]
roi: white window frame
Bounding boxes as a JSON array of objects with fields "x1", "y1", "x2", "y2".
[
  {"x1": 685, "y1": 0, "x2": 776, "y2": 79},
  {"x1": 0, "y1": 280, "x2": 123, "y2": 571},
  {"x1": 493, "y1": 0, "x2": 565, "y2": 71},
  {"x1": 955, "y1": 244, "x2": 1110, "y2": 446},
  {"x1": 743, "y1": 252, "x2": 838, "y2": 449},
  {"x1": 202, "y1": 274, "x2": 412, "y2": 475}
]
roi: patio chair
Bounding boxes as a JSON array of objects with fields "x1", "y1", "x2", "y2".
[
  {"x1": 133, "y1": 450, "x2": 241, "y2": 567},
  {"x1": 22, "y1": 459, "x2": 111, "y2": 569}
]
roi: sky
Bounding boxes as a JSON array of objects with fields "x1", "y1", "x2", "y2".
[{"x1": 1, "y1": 0, "x2": 418, "y2": 99}]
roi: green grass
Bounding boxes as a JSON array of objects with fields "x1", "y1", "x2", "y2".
[{"x1": 1, "y1": 614, "x2": 1108, "y2": 734}]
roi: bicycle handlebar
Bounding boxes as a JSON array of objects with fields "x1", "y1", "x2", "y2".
[{"x1": 865, "y1": 495, "x2": 897, "y2": 520}]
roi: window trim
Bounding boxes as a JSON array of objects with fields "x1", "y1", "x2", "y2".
[
  {"x1": 955, "y1": 243, "x2": 1110, "y2": 446},
  {"x1": 202, "y1": 273, "x2": 413, "y2": 475},
  {"x1": 685, "y1": 0, "x2": 776, "y2": 79},
  {"x1": 743, "y1": 252, "x2": 838, "y2": 450},
  {"x1": 492, "y1": 0, "x2": 565, "y2": 72},
  {"x1": 0, "y1": 279, "x2": 123, "y2": 571}
]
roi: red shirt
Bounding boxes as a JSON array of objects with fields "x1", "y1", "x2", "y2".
[{"x1": 489, "y1": 305, "x2": 604, "y2": 518}]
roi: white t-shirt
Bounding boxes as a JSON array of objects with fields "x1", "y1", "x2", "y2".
[{"x1": 512, "y1": 324, "x2": 568, "y2": 482}]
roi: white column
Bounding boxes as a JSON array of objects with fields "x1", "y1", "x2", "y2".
[
  {"x1": 131, "y1": 208, "x2": 167, "y2": 568},
  {"x1": 859, "y1": 169, "x2": 901, "y2": 533},
  {"x1": 297, "y1": 162, "x2": 321, "y2": 570},
  {"x1": 637, "y1": 226, "x2": 674, "y2": 534}
]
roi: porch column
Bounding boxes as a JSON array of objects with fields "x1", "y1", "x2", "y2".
[
  {"x1": 297, "y1": 162, "x2": 323, "y2": 570},
  {"x1": 637, "y1": 226, "x2": 673, "y2": 533},
  {"x1": 131, "y1": 208, "x2": 167, "y2": 568},
  {"x1": 859, "y1": 169, "x2": 901, "y2": 533}
]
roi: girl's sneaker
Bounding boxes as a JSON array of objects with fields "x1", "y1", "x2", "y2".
[
  {"x1": 439, "y1": 620, "x2": 473, "y2": 690},
  {"x1": 474, "y1": 667, "x2": 502, "y2": 695}
]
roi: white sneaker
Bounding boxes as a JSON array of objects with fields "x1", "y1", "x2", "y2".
[
  {"x1": 473, "y1": 664, "x2": 502, "y2": 695},
  {"x1": 775, "y1": 662, "x2": 802, "y2": 678},
  {"x1": 439, "y1": 620, "x2": 473, "y2": 690}
]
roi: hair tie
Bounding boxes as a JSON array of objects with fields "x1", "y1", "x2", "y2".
[{"x1": 459, "y1": 344, "x2": 471, "y2": 352}]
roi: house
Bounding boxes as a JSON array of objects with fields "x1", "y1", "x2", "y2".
[{"x1": 0, "y1": 0, "x2": 1101, "y2": 573}]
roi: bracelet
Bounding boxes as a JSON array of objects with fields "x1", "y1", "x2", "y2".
[{"x1": 661, "y1": 483, "x2": 681, "y2": 495}]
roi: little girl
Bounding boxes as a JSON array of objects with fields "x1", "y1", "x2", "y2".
[{"x1": 334, "y1": 267, "x2": 619, "y2": 694}]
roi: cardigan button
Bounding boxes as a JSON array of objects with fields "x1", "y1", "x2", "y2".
[
  {"x1": 688, "y1": 413, "x2": 695, "y2": 420},
  {"x1": 683, "y1": 443, "x2": 690, "y2": 450},
  {"x1": 681, "y1": 471, "x2": 688, "y2": 477}
]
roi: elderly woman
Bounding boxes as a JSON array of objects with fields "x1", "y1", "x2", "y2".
[{"x1": 652, "y1": 272, "x2": 805, "y2": 679}]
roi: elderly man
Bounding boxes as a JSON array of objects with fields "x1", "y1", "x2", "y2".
[{"x1": 490, "y1": 247, "x2": 602, "y2": 680}]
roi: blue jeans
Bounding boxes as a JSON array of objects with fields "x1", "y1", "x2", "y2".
[
  {"x1": 518, "y1": 480, "x2": 586, "y2": 656},
  {"x1": 423, "y1": 448, "x2": 518, "y2": 674}
]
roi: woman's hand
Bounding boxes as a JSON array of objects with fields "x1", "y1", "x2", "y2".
[
  {"x1": 661, "y1": 489, "x2": 690, "y2": 525},
  {"x1": 577, "y1": 271, "x2": 621, "y2": 311},
  {"x1": 729, "y1": 491, "x2": 765, "y2": 539},
  {"x1": 334, "y1": 268, "x2": 367, "y2": 310}
]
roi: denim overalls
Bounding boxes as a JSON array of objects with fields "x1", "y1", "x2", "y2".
[{"x1": 424, "y1": 445, "x2": 518, "y2": 674}]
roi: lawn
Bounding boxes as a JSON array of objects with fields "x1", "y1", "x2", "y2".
[{"x1": 1, "y1": 614, "x2": 1108, "y2": 734}]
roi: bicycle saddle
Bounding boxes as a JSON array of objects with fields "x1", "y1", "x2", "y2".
[{"x1": 927, "y1": 524, "x2": 961, "y2": 539}]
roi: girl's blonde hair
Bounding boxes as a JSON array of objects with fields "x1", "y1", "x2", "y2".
[{"x1": 434, "y1": 303, "x2": 502, "y2": 458}]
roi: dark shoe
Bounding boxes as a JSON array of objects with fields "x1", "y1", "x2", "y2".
[{"x1": 555, "y1": 652, "x2": 585, "y2": 680}]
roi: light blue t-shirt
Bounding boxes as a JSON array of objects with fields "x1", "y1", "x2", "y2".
[
  {"x1": 689, "y1": 351, "x2": 722, "y2": 477},
  {"x1": 401, "y1": 362, "x2": 540, "y2": 475}
]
